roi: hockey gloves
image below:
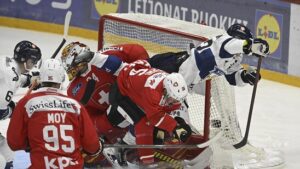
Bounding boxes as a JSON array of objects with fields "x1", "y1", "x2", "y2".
[
  {"x1": 82, "y1": 138, "x2": 104, "y2": 164},
  {"x1": 153, "y1": 128, "x2": 165, "y2": 144},
  {"x1": 243, "y1": 38, "x2": 270, "y2": 57},
  {"x1": 251, "y1": 38, "x2": 270, "y2": 57},
  {"x1": 173, "y1": 117, "x2": 192, "y2": 142},
  {"x1": 20, "y1": 70, "x2": 41, "y2": 90},
  {"x1": 241, "y1": 67, "x2": 261, "y2": 85}
]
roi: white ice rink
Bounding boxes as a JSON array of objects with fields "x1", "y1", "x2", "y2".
[{"x1": 0, "y1": 26, "x2": 300, "y2": 168}]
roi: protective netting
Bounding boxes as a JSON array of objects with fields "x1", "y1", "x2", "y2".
[{"x1": 98, "y1": 13, "x2": 244, "y2": 168}]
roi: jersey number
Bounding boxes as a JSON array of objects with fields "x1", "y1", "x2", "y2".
[
  {"x1": 5, "y1": 91, "x2": 13, "y2": 102},
  {"x1": 43, "y1": 125, "x2": 75, "y2": 153}
]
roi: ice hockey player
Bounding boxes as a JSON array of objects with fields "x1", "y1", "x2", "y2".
[
  {"x1": 7, "y1": 58, "x2": 103, "y2": 169},
  {"x1": 148, "y1": 23, "x2": 284, "y2": 168},
  {"x1": 107, "y1": 59, "x2": 192, "y2": 166},
  {"x1": 60, "y1": 42, "x2": 149, "y2": 167},
  {"x1": 149, "y1": 23, "x2": 269, "y2": 90},
  {"x1": 0, "y1": 40, "x2": 41, "y2": 169}
]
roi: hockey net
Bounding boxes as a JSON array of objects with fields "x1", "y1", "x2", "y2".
[{"x1": 98, "y1": 13, "x2": 244, "y2": 167}]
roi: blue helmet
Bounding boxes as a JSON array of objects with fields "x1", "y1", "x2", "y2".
[
  {"x1": 13, "y1": 40, "x2": 41, "y2": 64},
  {"x1": 227, "y1": 23, "x2": 253, "y2": 40}
]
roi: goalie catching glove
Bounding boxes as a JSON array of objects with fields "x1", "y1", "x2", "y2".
[
  {"x1": 241, "y1": 66, "x2": 261, "y2": 85},
  {"x1": 173, "y1": 117, "x2": 192, "y2": 142}
]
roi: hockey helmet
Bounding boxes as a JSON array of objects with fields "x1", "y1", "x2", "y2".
[
  {"x1": 61, "y1": 42, "x2": 94, "y2": 80},
  {"x1": 40, "y1": 59, "x2": 65, "y2": 84},
  {"x1": 163, "y1": 73, "x2": 188, "y2": 105},
  {"x1": 13, "y1": 40, "x2": 41, "y2": 64},
  {"x1": 227, "y1": 23, "x2": 253, "y2": 40}
]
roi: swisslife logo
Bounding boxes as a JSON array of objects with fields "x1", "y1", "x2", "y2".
[
  {"x1": 255, "y1": 10, "x2": 283, "y2": 59},
  {"x1": 93, "y1": 0, "x2": 119, "y2": 17}
]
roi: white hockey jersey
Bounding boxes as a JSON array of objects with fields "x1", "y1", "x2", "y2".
[
  {"x1": 0, "y1": 57, "x2": 20, "y2": 119},
  {"x1": 179, "y1": 34, "x2": 248, "y2": 92}
]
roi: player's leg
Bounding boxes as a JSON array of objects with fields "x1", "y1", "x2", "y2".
[
  {"x1": 0, "y1": 133, "x2": 14, "y2": 169},
  {"x1": 0, "y1": 153, "x2": 6, "y2": 169},
  {"x1": 107, "y1": 82, "x2": 147, "y2": 166},
  {"x1": 148, "y1": 51, "x2": 189, "y2": 73}
]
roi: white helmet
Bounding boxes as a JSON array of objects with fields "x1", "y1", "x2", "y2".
[
  {"x1": 40, "y1": 59, "x2": 65, "y2": 84},
  {"x1": 163, "y1": 73, "x2": 188, "y2": 101}
]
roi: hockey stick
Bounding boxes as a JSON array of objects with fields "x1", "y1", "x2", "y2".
[
  {"x1": 26, "y1": 11, "x2": 72, "y2": 95},
  {"x1": 103, "y1": 131, "x2": 223, "y2": 149},
  {"x1": 51, "y1": 10, "x2": 72, "y2": 59},
  {"x1": 233, "y1": 56, "x2": 263, "y2": 149}
]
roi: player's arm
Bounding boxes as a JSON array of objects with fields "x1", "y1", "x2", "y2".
[
  {"x1": 19, "y1": 68, "x2": 40, "y2": 88},
  {"x1": 151, "y1": 114, "x2": 192, "y2": 143},
  {"x1": 225, "y1": 67, "x2": 261, "y2": 86},
  {"x1": 222, "y1": 36, "x2": 269, "y2": 57},
  {"x1": 146, "y1": 102, "x2": 191, "y2": 142},
  {"x1": 7, "y1": 98, "x2": 29, "y2": 150},
  {"x1": 102, "y1": 44, "x2": 149, "y2": 62},
  {"x1": 91, "y1": 52, "x2": 127, "y2": 76},
  {"x1": 0, "y1": 100, "x2": 15, "y2": 121},
  {"x1": 79, "y1": 105, "x2": 102, "y2": 156}
]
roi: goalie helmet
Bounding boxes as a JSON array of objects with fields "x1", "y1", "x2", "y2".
[
  {"x1": 163, "y1": 73, "x2": 188, "y2": 103},
  {"x1": 13, "y1": 40, "x2": 41, "y2": 64},
  {"x1": 227, "y1": 23, "x2": 253, "y2": 40},
  {"x1": 61, "y1": 42, "x2": 94, "y2": 80},
  {"x1": 40, "y1": 59, "x2": 65, "y2": 84}
]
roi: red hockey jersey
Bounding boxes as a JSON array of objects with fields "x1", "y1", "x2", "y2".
[
  {"x1": 67, "y1": 44, "x2": 149, "y2": 115},
  {"x1": 117, "y1": 60, "x2": 181, "y2": 163},
  {"x1": 7, "y1": 87, "x2": 100, "y2": 169},
  {"x1": 117, "y1": 60, "x2": 179, "y2": 132},
  {"x1": 66, "y1": 44, "x2": 149, "y2": 138}
]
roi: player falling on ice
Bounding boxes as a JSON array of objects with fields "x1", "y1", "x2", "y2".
[
  {"x1": 107, "y1": 59, "x2": 192, "y2": 167},
  {"x1": 7, "y1": 58, "x2": 103, "y2": 169},
  {"x1": 0, "y1": 40, "x2": 41, "y2": 169}
]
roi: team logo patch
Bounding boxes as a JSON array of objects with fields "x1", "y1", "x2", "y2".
[{"x1": 72, "y1": 83, "x2": 82, "y2": 96}]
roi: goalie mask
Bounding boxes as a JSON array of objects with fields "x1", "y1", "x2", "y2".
[
  {"x1": 162, "y1": 73, "x2": 188, "y2": 106},
  {"x1": 13, "y1": 40, "x2": 41, "y2": 71},
  {"x1": 61, "y1": 42, "x2": 94, "y2": 80},
  {"x1": 227, "y1": 23, "x2": 253, "y2": 40},
  {"x1": 40, "y1": 59, "x2": 65, "y2": 84}
]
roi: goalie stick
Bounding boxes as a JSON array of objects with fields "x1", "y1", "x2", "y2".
[
  {"x1": 103, "y1": 131, "x2": 223, "y2": 149},
  {"x1": 233, "y1": 55, "x2": 263, "y2": 149},
  {"x1": 26, "y1": 11, "x2": 72, "y2": 96}
]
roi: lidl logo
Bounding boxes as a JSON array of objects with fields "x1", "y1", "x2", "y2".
[
  {"x1": 93, "y1": 0, "x2": 119, "y2": 17},
  {"x1": 255, "y1": 10, "x2": 283, "y2": 59}
]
